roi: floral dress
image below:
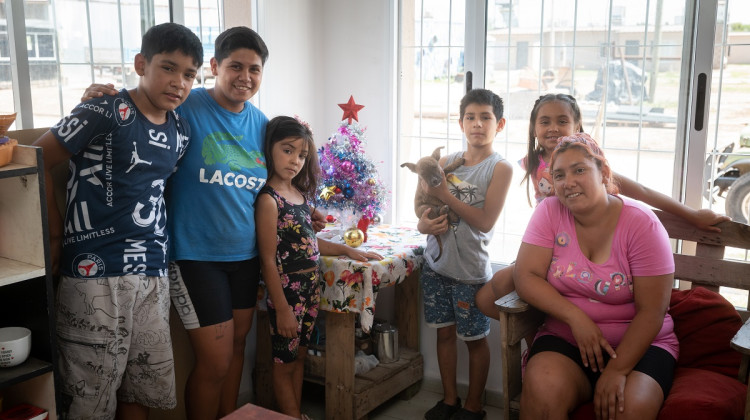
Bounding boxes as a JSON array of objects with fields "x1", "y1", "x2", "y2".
[{"x1": 258, "y1": 185, "x2": 321, "y2": 363}]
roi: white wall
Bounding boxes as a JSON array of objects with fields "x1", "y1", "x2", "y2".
[
  {"x1": 258, "y1": 0, "x2": 396, "y2": 216},
  {"x1": 230, "y1": 0, "x2": 506, "y2": 406}
]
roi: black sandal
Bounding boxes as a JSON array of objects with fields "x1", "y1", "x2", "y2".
[{"x1": 424, "y1": 398, "x2": 461, "y2": 420}]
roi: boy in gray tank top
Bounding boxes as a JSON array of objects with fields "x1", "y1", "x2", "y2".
[{"x1": 417, "y1": 89, "x2": 513, "y2": 420}]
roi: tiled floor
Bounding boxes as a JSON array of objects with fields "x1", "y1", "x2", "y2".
[{"x1": 299, "y1": 382, "x2": 504, "y2": 420}]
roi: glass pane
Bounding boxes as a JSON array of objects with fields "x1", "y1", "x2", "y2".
[
  {"x1": 422, "y1": 0, "x2": 450, "y2": 47},
  {"x1": 1, "y1": 33, "x2": 10, "y2": 57},
  {"x1": 483, "y1": 0, "x2": 688, "y2": 264},
  {"x1": 154, "y1": 0, "x2": 170, "y2": 23},
  {"x1": 449, "y1": 0, "x2": 465, "y2": 46},
  {"x1": 487, "y1": 0, "x2": 515, "y2": 35},
  {"x1": 703, "y1": 0, "x2": 750, "y2": 232},
  {"x1": 29, "y1": 62, "x2": 62, "y2": 127},
  {"x1": 514, "y1": 0, "x2": 543, "y2": 33},
  {"x1": 21, "y1": 0, "x2": 59, "y2": 125},
  {"x1": 541, "y1": 0, "x2": 577, "y2": 41},
  {"x1": 54, "y1": 0, "x2": 91, "y2": 63},
  {"x1": 398, "y1": 0, "x2": 465, "y2": 225},
  {"x1": 61, "y1": 64, "x2": 95, "y2": 113},
  {"x1": 184, "y1": 0, "x2": 221, "y2": 88},
  {"x1": 26, "y1": 34, "x2": 36, "y2": 58},
  {"x1": 5, "y1": 0, "x2": 219, "y2": 130},
  {"x1": 119, "y1": 0, "x2": 144, "y2": 62},
  {"x1": 401, "y1": 46, "x2": 421, "y2": 137},
  {"x1": 38, "y1": 34, "x2": 54, "y2": 58},
  {"x1": 90, "y1": 2, "x2": 123, "y2": 64},
  {"x1": 0, "y1": 62, "x2": 15, "y2": 129},
  {"x1": 406, "y1": 0, "x2": 422, "y2": 46}
]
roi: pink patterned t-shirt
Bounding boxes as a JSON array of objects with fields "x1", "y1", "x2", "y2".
[
  {"x1": 519, "y1": 155, "x2": 554, "y2": 204},
  {"x1": 522, "y1": 195, "x2": 679, "y2": 359}
]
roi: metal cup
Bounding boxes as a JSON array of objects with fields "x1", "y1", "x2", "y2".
[{"x1": 372, "y1": 324, "x2": 398, "y2": 364}]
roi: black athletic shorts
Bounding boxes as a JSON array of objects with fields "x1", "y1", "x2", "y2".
[
  {"x1": 169, "y1": 258, "x2": 261, "y2": 329},
  {"x1": 528, "y1": 334, "x2": 676, "y2": 397}
]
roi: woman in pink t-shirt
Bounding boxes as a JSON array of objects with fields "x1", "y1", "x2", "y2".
[{"x1": 515, "y1": 133, "x2": 677, "y2": 420}]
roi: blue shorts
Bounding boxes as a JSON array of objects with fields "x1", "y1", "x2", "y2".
[{"x1": 420, "y1": 265, "x2": 490, "y2": 341}]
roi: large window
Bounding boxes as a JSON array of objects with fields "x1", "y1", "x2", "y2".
[
  {"x1": 398, "y1": 0, "x2": 750, "y2": 300},
  {"x1": 0, "y1": 0, "x2": 221, "y2": 129}
]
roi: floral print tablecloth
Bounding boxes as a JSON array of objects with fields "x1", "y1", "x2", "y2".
[{"x1": 318, "y1": 225, "x2": 425, "y2": 332}]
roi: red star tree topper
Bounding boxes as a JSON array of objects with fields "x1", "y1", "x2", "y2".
[
  {"x1": 338, "y1": 95, "x2": 365, "y2": 124},
  {"x1": 316, "y1": 96, "x2": 389, "y2": 242}
]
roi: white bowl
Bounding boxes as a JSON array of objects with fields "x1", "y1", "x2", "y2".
[{"x1": 0, "y1": 327, "x2": 31, "y2": 368}]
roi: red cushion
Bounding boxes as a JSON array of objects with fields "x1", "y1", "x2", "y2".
[
  {"x1": 659, "y1": 367, "x2": 746, "y2": 420},
  {"x1": 572, "y1": 368, "x2": 746, "y2": 420},
  {"x1": 668, "y1": 287, "x2": 743, "y2": 377},
  {"x1": 570, "y1": 287, "x2": 746, "y2": 420}
]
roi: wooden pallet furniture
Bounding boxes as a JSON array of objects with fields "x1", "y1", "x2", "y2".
[
  {"x1": 496, "y1": 210, "x2": 750, "y2": 420},
  {"x1": 221, "y1": 403, "x2": 297, "y2": 419},
  {"x1": 2, "y1": 131, "x2": 61, "y2": 419}
]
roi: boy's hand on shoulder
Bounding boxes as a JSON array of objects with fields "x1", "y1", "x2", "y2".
[
  {"x1": 81, "y1": 83, "x2": 118, "y2": 102},
  {"x1": 417, "y1": 208, "x2": 448, "y2": 235}
]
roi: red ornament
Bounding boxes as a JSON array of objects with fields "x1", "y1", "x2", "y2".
[
  {"x1": 326, "y1": 214, "x2": 336, "y2": 223},
  {"x1": 338, "y1": 95, "x2": 365, "y2": 124},
  {"x1": 357, "y1": 216, "x2": 371, "y2": 242}
]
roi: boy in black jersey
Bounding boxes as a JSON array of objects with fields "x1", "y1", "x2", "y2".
[{"x1": 33, "y1": 22, "x2": 202, "y2": 420}]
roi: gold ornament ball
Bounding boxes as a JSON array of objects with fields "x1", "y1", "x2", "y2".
[
  {"x1": 344, "y1": 228, "x2": 365, "y2": 248},
  {"x1": 367, "y1": 178, "x2": 376, "y2": 185}
]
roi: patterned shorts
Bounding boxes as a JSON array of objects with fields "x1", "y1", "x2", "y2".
[
  {"x1": 267, "y1": 270, "x2": 321, "y2": 363},
  {"x1": 420, "y1": 265, "x2": 490, "y2": 341},
  {"x1": 56, "y1": 275, "x2": 175, "y2": 419}
]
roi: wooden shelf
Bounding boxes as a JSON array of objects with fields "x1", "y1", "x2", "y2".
[
  {"x1": 304, "y1": 348, "x2": 423, "y2": 402},
  {"x1": 0, "y1": 145, "x2": 46, "y2": 279},
  {"x1": 0, "y1": 357, "x2": 53, "y2": 389},
  {"x1": 0, "y1": 371, "x2": 57, "y2": 420},
  {"x1": 303, "y1": 337, "x2": 424, "y2": 419},
  {"x1": 0, "y1": 257, "x2": 46, "y2": 287},
  {"x1": 0, "y1": 145, "x2": 40, "y2": 175},
  {"x1": 0, "y1": 162, "x2": 38, "y2": 178},
  {"x1": 0, "y1": 137, "x2": 59, "y2": 417}
]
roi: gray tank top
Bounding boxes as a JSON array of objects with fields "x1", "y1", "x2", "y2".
[{"x1": 424, "y1": 151, "x2": 506, "y2": 283}]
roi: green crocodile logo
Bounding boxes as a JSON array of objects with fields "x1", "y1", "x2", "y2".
[{"x1": 201, "y1": 131, "x2": 266, "y2": 171}]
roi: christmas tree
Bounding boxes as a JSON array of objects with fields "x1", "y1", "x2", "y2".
[{"x1": 316, "y1": 96, "x2": 388, "y2": 235}]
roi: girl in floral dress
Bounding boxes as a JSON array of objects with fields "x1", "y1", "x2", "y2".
[{"x1": 255, "y1": 116, "x2": 382, "y2": 419}]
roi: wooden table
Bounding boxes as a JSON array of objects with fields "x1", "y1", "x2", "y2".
[
  {"x1": 221, "y1": 403, "x2": 297, "y2": 419},
  {"x1": 255, "y1": 225, "x2": 425, "y2": 420}
]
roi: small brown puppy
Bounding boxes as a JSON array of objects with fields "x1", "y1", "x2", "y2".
[{"x1": 401, "y1": 146, "x2": 464, "y2": 261}]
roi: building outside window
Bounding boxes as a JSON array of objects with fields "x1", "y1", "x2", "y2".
[
  {"x1": 0, "y1": 0, "x2": 221, "y2": 128},
  {"x1": 398, "y1": 0, "x2": 750, "y2": 305}
]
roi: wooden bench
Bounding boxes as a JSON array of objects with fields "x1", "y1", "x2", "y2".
[{"x1": 496, "y1": 210, "x2": 750, "y2": 420}]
